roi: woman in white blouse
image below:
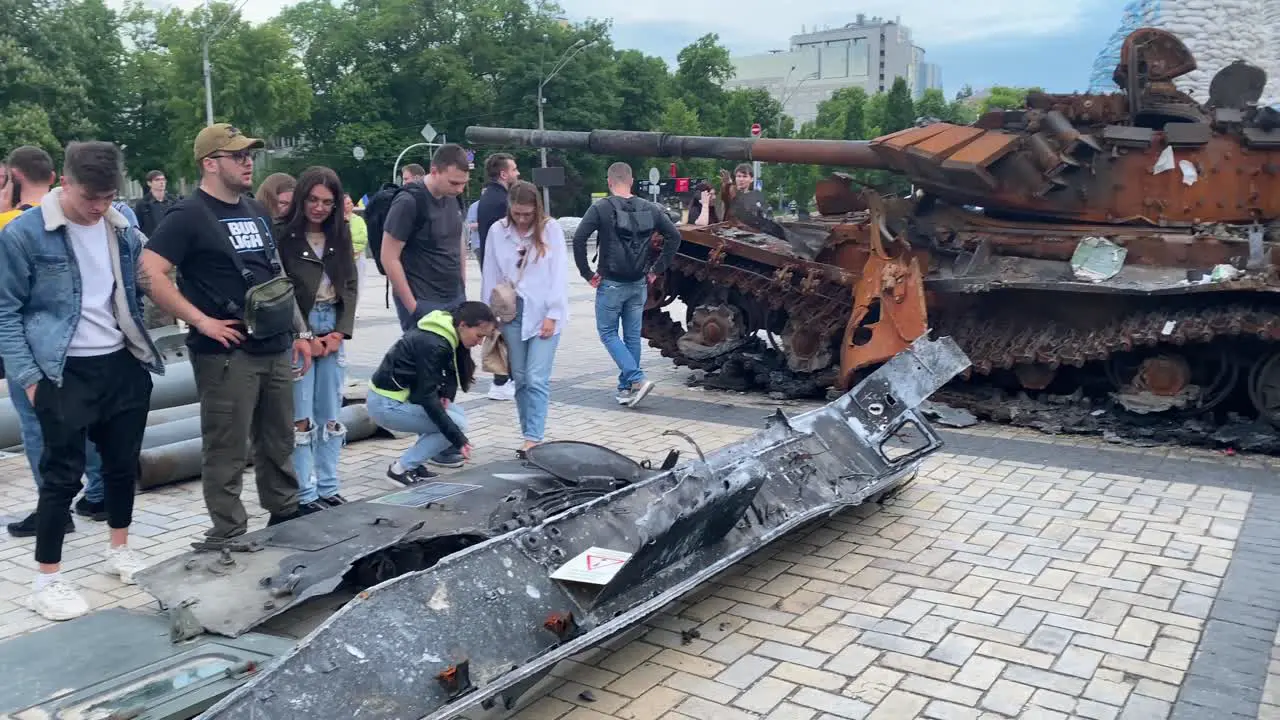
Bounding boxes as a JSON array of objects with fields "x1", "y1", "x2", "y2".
[{"x1": 480, "y1": 180, "x2": 570, "y2": 453}]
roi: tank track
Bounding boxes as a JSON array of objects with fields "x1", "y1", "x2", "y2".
[
  {"x1": 933, "y1": 303, "x2": 1280, "y2": 375},
  {"x1": 642, "y1": 254, "x2": 853, "y2": 374},
  {"x1": 645, "y1": 256, "x2": 1280, "y2": 404}
]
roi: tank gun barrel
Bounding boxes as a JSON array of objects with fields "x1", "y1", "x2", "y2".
[{"x1": 464, "y1": 127, "x2": 885, "y2": 168}]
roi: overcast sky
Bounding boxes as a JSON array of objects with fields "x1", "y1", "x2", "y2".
[{"x1": 138, "y1": 0, "x2": 1133, "y2": 96}]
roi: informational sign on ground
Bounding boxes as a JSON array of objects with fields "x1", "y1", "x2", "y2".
[
  {"x1": 550, "y1": 546, "x2": 633, "y2": 585},
  {"x1": 371, "y1": 483, "x2": 482, "y2": 508}
]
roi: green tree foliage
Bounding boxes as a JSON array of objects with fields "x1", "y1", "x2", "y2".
[
  {"x1": 0, "y1": 0, "x2": 123, "y2": 160},
  {"x1": 981, "y1": 85, "x2": 1041, "y2": 114},
  {"x1": 0, "y1": 1, "x2": 986, "y2": 215}
]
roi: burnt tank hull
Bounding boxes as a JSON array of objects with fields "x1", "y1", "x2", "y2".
[{"x1": 464, "y1": 27, "x2": 1280, "y2": 445}]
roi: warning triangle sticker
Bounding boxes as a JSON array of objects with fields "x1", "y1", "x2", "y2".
[{"x1": 586, "y1": 554, "x2": 626, "y2": 571}]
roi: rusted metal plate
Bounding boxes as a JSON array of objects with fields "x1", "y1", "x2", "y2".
[
  {"x1": 1165, "y1": 123, "x2": 1211, "y2": 146},
  {"x1": 869, "y1": 124, "x2": 954, "y2": 173},
  {"x1": 904, "y1": 125, "x2": 986, "y2": 183},
  {"x1": 937, "y1": 131, "x2": 1020, "y2": 190},
  {"x1": 1101, "y1": 125, "x2": 1155, "y2": 147},
  {"x1": 1114, "y1": 28, "x2": 1196, "y2": 86}
]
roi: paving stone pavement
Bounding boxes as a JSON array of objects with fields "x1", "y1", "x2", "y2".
[{"x1": 1, "y1": 256, "x2": 1279, "y2": 719}]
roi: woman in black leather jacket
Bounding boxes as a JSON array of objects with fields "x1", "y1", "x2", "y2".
[{"x1": 366, "y1": 301, "x2": 497, "y2": 486}]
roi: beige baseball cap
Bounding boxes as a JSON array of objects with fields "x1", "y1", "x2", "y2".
[{"x1": 193, "y1": 123, "x2": 265, "y2": 161}]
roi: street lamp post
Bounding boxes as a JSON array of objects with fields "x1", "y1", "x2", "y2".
[
  {"x1": 537, "y1": 38, "x2": 596, "y2": 212},
  {"x1": 773, "y1": 71, "x2": 819, "y2": 210},
  {"x1": 201, "y1": 0, "x2": 249, "y2": 126}
]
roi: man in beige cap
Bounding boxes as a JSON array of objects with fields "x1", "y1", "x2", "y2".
[{"x1": 139, "y1": 123, "x2": 318, "y2": 540}]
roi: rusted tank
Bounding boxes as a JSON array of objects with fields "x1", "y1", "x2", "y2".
[{"x1": 466, "y1": 28, "x2": 1280, "y2": 437}]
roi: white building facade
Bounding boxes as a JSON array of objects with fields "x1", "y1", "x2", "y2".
[{"x1": 725, "y1": 16, "x2": 943, "y2": 126}]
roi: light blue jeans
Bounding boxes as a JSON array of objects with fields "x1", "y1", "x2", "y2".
[
  {"x1": 7, "y1": 375, "x2": 104, "y2": 501},
  {"x1": 501, "y1": 299, "x2": 561, "y2": 443},
  {"x1": 365, "y1": 391, "x2": 467, "y2": 470},
  {"x1": 595, "y1": 278, "x2": 648, "y2": 391},
  {"x1": 292, "y1": 302, "x2": 346, "y2": 503}
]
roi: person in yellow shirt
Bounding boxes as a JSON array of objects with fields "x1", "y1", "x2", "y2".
[
  {"x1": 344, "y1": 193, "x2": 369, "y2": 289},
  {"x1": 0, "y1": 147, "x2": 57, "y2": 230}
]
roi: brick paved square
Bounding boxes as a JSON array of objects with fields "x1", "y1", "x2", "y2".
[{"x1": 1, "y1": 258, "x2": 1277, "y2": 720}]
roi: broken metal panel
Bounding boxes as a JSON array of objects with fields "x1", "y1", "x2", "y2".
[
  {"x1": 1163, "y1": 122, "x2": 1211, "y2": 146},
  {"x1": 1100, "y1": 125, "x2": 1155, "y2": 147},
  {"x1": 0, "y1": 608, "x2": 292, "y2": 720},
  {"x1": 198, "y1": 336, "x2": 971, "y2": 720},
  {"x1": 134, "y1": 464, "x2": 603, "y2": 638}
]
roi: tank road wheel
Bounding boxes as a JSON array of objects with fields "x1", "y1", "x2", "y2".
[
  {"x1": 1249, "y1": 352, "x2": 1280, "y2": 426},
  {"x1": 1109, "y1": 348, "x2": 1238, "y2": 414},
  {"x1": 1013, "y1": 364, "x2": 1057, "y2": 391},
  {"x1": 1134, "y1": 355, "x2": 1193, "y2": 396},
  {"x1": 676, "y1": 304, "x2": 749, "y2": 362},
  {"x1": 781, "y1": 318, "x2": 835, "y2": 374}
]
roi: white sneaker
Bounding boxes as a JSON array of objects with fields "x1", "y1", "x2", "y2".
[
  {"x1": 628, "y1": 381, "x2": 656, "y2": 408},
  {"x1": 103, "y1": 546, "x2": 148, "y2": 585},
  {"x1": 488, "y1": 381, "x2": 515, "y2": 401},
  {"x1": 30, "y1": 577, "x2": 89, "y2": 621}
]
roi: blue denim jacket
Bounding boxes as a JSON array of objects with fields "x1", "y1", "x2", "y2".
[{"x1": 0, "y1": 188, "x2": 164, "y2": 389}]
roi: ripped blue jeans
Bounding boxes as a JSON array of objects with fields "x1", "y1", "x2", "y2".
[{"x1": 292, "y1": 302, "x2": 346, "y2": 503}]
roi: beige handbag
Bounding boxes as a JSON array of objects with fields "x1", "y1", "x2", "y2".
[
  {"x1": 481, "y1": 332, "x2": 510, "y2": 375},
  {"x1": 488, "y1": 238, "x2": 528, "y2": 324}
]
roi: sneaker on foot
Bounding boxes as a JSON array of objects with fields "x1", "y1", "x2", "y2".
[
  {"x1": 103, "y1": 546, "x2": 148, "y2": 585},
  {"x1": 75, "y1": 497, "x2": 107, "y2": 522},
  {"x1": 628, "y1": 380, "x2": 656, "y2": 408},
  {"x1": 7, "y1": 512, "x2": 73, "y2": 538},
  {"x1": 30, "y1": 577, "x2": 89, "y2": 621},
  {"x1": 266, "y1": 510, "x2": 301, "y2": 527},
  {"x1": 320, "y1": 494, "x2": 348, "y2": 507},
  {"x1": 487, "y1": 381, "x2": 515, "y2": 401},
  {"x1": 297, "y1": 501, "x2": 328, "y2": 515},
  {"x1": 387, "y1": 462, "x2": 438, "y2": 487},
  {"x1": 615, "y1": 388, "x2": 634, "y2": 406},
  {"x1": 427, "y1": 450, "x2": 465, "y2": 469}
]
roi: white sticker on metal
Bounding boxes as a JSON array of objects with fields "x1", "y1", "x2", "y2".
[{"x1": 550, "y1": 547, "x2": 633, "y2": 585}]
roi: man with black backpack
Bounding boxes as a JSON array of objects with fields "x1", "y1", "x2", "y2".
[
  {"x1": 573, "y1": 162, "x2": 681, "y2": 408},
  {"x1": 371, "y1": 145, "x2": 471, "y2": 469},
  {"x1": 366, "y1": 149, "x2": 469, "y2": 334}
]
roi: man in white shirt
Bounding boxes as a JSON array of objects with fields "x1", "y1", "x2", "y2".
[{"x1": 0, "y1": 141, "x2": 164, "y2": 621}]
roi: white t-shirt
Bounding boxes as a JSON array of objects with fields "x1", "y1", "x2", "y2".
[{"x1": 65, "y1": 219, "x2": 125, "y2": 357}]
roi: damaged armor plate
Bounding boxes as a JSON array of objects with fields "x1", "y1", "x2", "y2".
[
  {"x1": 190, "y1": 335, "x2": 969, "y2": 720},
  {"x1": 135, "y1": 454, "x2": 672, "y2": 638}
]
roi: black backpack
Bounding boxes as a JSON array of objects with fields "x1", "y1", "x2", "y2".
[
  {"x1": 363, "y1": 182, "x2": 404, "y2": 276},
  {"x1": 364, "y1": 182, "x2": 467, "y2": 275},
  {"x1": 605, "y1": 196, "x2": 658, "y2": 276}
]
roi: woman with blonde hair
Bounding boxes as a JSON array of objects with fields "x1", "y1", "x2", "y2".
[
  {"x1": 480, "y1": 180, "x2": 569, "y2": 454},
  {"x1": 255, "y1": 172, "x2": 296, "y2": 221}
]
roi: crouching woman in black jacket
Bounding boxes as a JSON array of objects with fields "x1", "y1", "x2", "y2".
[{"x1": 367, "y1": 302, "x2": 497, "y2": 486}]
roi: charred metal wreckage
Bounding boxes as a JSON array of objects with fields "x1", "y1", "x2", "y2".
[
  {"x1": 58, "y1": 334, "x2": 970, "y2": 720},
  {"x1": 466, "y1": 27, "x2": 1280, "y2": 449}
]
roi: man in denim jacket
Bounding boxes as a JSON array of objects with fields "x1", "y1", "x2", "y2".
[{"x1": 0, "y1": 141, "x2": 165, "y2": 621}]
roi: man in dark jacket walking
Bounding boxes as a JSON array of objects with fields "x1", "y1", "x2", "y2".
[
  {"x1": 132, "y1": 170, "x2": 179, "y2": 237},
  {"x1": 572, "y1": 162, "x2": 681, "y2": 408},
  {"x1": 475, "y1": 152, "x2": 520, "y2": 401}
]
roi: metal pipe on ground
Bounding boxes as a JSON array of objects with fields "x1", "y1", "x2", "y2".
[
  {"x1": 144, "y1": 402, "x2": 203, "y2": 427},
  {"x1": 0, "y1": 361, "x2": 199, "y2": 449},
  {"x1": 138, "y1": 403, "x2": 380, "y2": 490},
  {"x1": 141, "y1": 417, "x2": 203, "y2": 450}
]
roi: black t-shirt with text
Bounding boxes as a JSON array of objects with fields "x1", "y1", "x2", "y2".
[
  {"x1": 146, "y1": 189, "x2": 291, "y2": 355},
  {"x1": 383, "y1": 186, "x2": 464, "y2": 305}
]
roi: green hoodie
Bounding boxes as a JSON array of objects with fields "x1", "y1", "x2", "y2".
[{"x1": 369, "y1": 310, "x2": 459, "y2": 402}]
